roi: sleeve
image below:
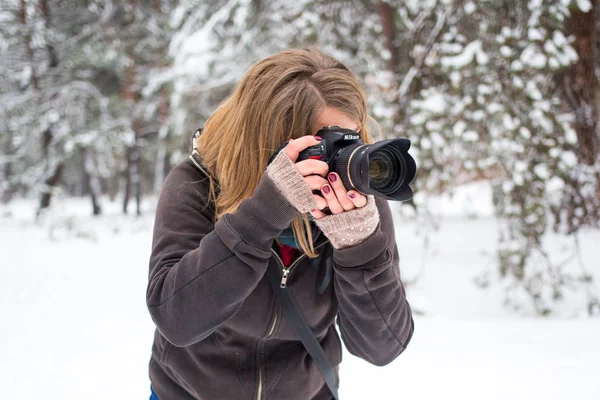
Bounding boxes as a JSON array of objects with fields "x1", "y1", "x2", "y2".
[
  {"x1": 146, "y1": 162, "x2": 300, "y2": 347},
  {"x1": 332, "y1": 196, "x2": 414, "y2": 366}
]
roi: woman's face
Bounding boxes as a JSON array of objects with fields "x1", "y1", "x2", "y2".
[{"x1": 311, "y1": 107, "x2": 359, "y2": 135}]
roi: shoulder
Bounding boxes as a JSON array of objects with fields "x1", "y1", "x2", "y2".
[{"x1": 157, "y1": 156, "x2": 215, "y2": 218}]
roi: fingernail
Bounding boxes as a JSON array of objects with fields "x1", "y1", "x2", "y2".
[
  {"x1": 322, "y1": 185, "x2": 331, "y2": 194},
  {"x1": 349, "y1": 193, "x2": 356, "y2": 199},
  {"x1": 315, "y1": 136, "x2": 322, "y2": 141},
  {"x1": 328, "y1": 173, "x2": 337, "y2": 182}
]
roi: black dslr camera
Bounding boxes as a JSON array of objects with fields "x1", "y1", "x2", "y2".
[{"x1": 296, "y1": 126, "x2": 416, "y2": 201}]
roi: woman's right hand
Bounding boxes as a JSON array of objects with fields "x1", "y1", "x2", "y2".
[{"x1": 284, "y1": 135, "x2": 330, "y2": 211}]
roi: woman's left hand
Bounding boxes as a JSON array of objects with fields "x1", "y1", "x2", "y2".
[{"x1": 310, "y1": 172, "x2": 368, "y2": 219}]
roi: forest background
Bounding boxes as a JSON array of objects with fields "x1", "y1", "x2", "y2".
[{"x1": 3, "y1": 0, "x2": 599, "y2": 315}]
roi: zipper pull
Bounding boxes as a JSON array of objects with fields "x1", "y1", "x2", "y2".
[{"x1": 280, "y1": 268, "x2": 290, "y2": 288}]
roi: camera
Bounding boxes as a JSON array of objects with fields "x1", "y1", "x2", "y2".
[{"x1": 296, "y1": 126, "x2": 416, "y2": 201}]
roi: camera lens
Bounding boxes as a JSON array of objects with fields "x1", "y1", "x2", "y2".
[
  {"x1": 369, "y1": 159, "x2": 389, "y2": 180},
  {"x1": 368, "y1": 148, "x2": 404, "y2": 194},
  {"x1": 330, "y1": 137, "x2": 416, "y2": 202}
]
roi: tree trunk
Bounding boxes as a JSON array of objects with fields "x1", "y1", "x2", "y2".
[
  {"x1": 378, "y1": 1, "x2": 399, "y2": 75},
  {"x1": 121, "y1": 0, "x2": 142, "y2": 215},
  {"x1": 154, "y1": 84, "x2": 171, "y2": 194},
  {"x1": 122, "y1": 146, "x2": 132, "y2": 214},
  {"x1": 1, "y1": 167, "x2": 13, "y2": 204},
  {"x1": 79, "y1": 146, "x2": 102, "y2": 215},
  {"x1": 568, "y1": 1, "x2": 599, "y2": 166},
  {"x1": 132, "y1": 142, "x2": 141, "y2": 216},
  {"x1": 37, "y1": 162, "x2": 64, "y2": 218},
  {"x1": 19, "y1": 0, "x2": 39, "y2": 90},
  {"x1": 40, "y1": 0, "x2": 59, "y2": 68}
]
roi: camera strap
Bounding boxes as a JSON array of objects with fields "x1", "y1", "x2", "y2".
[{"x1": 266, "y1": 256, "x2": 340, "y2": 400}]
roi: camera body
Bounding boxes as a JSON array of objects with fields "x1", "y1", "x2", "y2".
[
  {"x1": 297, "y1": 126, "x2": 363, "y2": 166},
  {"x1": 297, "y1": 126, "x2": 416, "y2": 202}
]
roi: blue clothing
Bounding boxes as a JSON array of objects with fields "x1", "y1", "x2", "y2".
[
  {"x1": 149, "y1": 386, "x2": 159, "y2": 400},
  {"x1": 277, "y1": 215, "x2": 321, "y2": 248}
]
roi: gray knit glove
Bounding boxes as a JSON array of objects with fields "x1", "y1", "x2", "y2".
[
  {"x1": 266, "y1": 150, "x2": 317, "y2": 213},
  {"x1": 313, "y1": 194, "x2": 380, "y2": 249}
]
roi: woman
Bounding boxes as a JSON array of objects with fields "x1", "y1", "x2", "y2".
[{"x1": 146, "y1": 48, "x2": 414, "y2": 400}]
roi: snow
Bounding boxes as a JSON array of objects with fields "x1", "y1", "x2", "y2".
[
  {"x1": 487, "y1": 103, "x2": 503, "y2": 113},
  {"x1": 547, "y1": 176, "x2": 565, "y2": 192},
  {"x1": 552, "y1": 31, "x2": 568, "y2": 48},
  {"x1": 549, "y1": 147, "x2": 561, "y2": 158},
  {"x1": 577, "y1": 0, "x2": 592, "y2": 12},
  {"x1": 503, "y1": 114, "x2": 517, "y2": 131},
  {"x1": 519, "y1": 127, "x2": 532, "y2": 139},
  {"x1": 511, "y1": 59, "x2": 524, "y2": 71},
  {"x1": 565, "y1": 127, "x2": 578, "y2": 145},
  {"x1": 1, "y1": 188, "x2": 599, "y2": 400},
  {"x1": 528, "y1": 0, "x2": 543, "y2": 10},
  {"x1": 533, "y1": 163, "x2": 550, "y2": 179},
  {"x1": 527, "y1": 27, "x2": 545, "y2": 41},
  {"x1": 463, "y1": 2, "x2": 476, "y2": 14},
  {"x1": 463, "y1": 130, "x2": 479, "y2": 141},
  {"x1": 453, "y1": 120, "x2": 467, "y2": 137},
  {"x1": 560, "y1": 151, "x2": 578, "y2": 168},
  {"x1": 521, "y1": 45, "x2": 547, "y2": 69},
  {"x1": 413, "y1": 92, "x2": 447, "y2": 114},
  {"x1": 441, "y1": 40, "x2": 489, "y2": 68},
  {"x1": 526, "y1": 81, "x2": 543, "y2": 101},
  {"x1": 450, "y1": 71, "x2": 461, "y2": 87},
  {"x1": 557, "y1": 44, "x2": 578, "y2": 66},
  {"x1": 471, "y1": 110, "x2": 485, "y2": 121}
]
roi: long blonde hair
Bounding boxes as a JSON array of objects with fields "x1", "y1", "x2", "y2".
[{"x1": 198, "y1": 47, "x2": 374, "y2": 257}]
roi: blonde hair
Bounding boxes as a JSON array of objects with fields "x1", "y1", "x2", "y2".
[{"x1": 198, "y1": 47, "x2": 374, "y2": 258}]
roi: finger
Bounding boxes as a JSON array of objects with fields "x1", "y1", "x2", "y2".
[
  {"x1": 310, "y1": 194, "x2": 329, "y2": 219},
  {"x1": 327, "y1": 173, "x2": 354, "y2": 211},
  {"x1": 309, "y1": 208, "x2": 328, "y2": 219},
  {"x1": 304, "y1": 175, "x2": 329, "y2": 191},
  {"x1": 313, "y1": 194, "x2": 328, "y2": 210},
  {"x1": 347, "y1": 191, "x2": 368, "y2": 208},
  {"x1": 284, "y1": 135, "x2": 322, "y2": 162},
  {"x1": 296, "y1": 159, "x2": 329, "y2": 178},
  {"x1": 321, "y1": 184, "x2": 344, "y2": 214}
]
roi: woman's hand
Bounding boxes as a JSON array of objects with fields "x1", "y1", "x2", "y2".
[
  {"x1": 284, "y1": 135, "x2": 368, "y2": 219},
  {"x1": 311, "y1": 171, "x2": 367, "y2": 219}
]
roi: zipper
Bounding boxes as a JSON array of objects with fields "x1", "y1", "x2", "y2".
[
  {"x1": 256, "y1": 300, "x2": 279, "y2": 400},
  {"x1": 188, "y1": 152, "x2": 211, "y2": 179},
  {"x1": 271, "y1": 240, "x2": 330, "y2": 288},
  {"x1": 256, "y1": 368, "x2": 263, "y2": 400},
  {"x1": 256, "y1": 240, "x2": 329, "y2": 399}
]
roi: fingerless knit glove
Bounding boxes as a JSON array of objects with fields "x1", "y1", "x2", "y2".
[
  {"x1": 266, "y1": 150, "x2": 317, "y2": 213},
  {"x1": 313, "y1": 195, "x2": 379, "y2": 249},
  {"x1": 266, "y1": 150, "x2": 380, "y2": 249}
]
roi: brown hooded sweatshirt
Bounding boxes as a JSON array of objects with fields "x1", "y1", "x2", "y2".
[{"x1": 146, "y1": 151, "x2": 414, "y2": 400}]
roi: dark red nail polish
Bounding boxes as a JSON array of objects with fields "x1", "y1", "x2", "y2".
[
  {"x1": 322, "y1": 185, "x2": 331, "y2": 194},
  {"x1": 315, "y1": 136, "x2": 322, "y2": 141},
  {"x1": 328, "y1": 173, "x2": 337, "y2": 182},
  {"x1": 349, "y1": 193, "x2": 356, "y2": 199}
]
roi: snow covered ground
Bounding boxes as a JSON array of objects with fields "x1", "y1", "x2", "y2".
[{"x1": 1, "y1": 183, "x2": 599, "y2": 399}]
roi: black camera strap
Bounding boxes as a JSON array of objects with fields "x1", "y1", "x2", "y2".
[{"x1": 266, "y1": 256, "x2": 340, "y2": 400}]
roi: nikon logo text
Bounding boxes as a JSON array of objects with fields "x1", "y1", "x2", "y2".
[{"x1": 343, "y1": 134, "x2": 360, "y2": 140}]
